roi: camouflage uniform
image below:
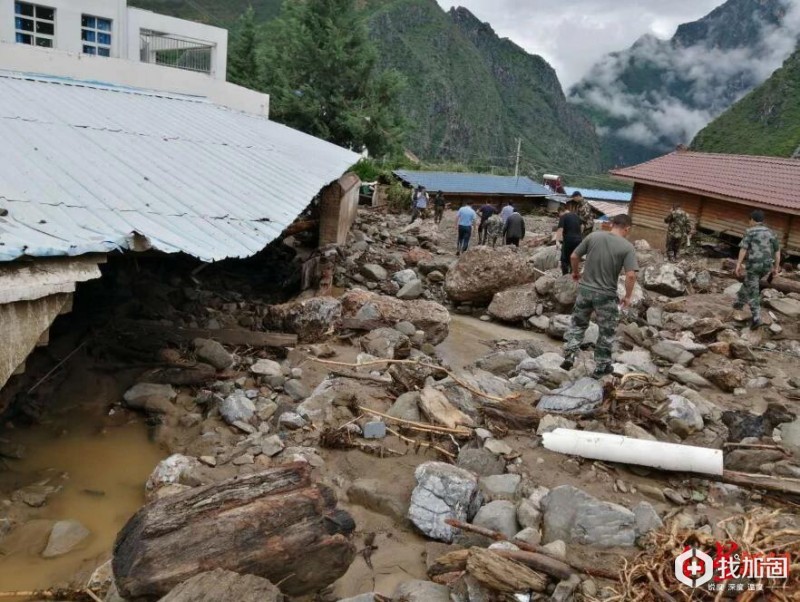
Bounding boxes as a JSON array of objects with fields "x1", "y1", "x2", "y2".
[
  {"x1": 485, "y1": 214, "x2": 504, "y2": 248},
  {"x1": 564, "y1": 288, "x2": 619, "y2": 373},
  {"x1": 576, "y1": 200, "x2": 595, "y2": 237},
  {"x1": 664, "y1": 208, "x2": 692, "y2": 260},
  {"x1": 734, "y1": 224, "x2": 779, "y2": 321}
]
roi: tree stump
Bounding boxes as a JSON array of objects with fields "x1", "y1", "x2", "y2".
[{"x1": 113, "y1": 463, "x2": 356, "y2": 600}]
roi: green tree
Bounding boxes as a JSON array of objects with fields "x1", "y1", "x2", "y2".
[
  {"x1": 227, "y1": 7, "x2": 260, "y2": 89},
  {"x1": 260, "y1": 0, "x2": 404, "y2": 157}
]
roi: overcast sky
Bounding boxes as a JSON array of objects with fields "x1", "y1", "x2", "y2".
[{"x1": 436, "y1": 0, "x2": 723, "y2": 87}]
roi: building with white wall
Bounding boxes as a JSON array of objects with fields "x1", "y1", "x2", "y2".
[{"x1": 1, "y1": 0, "x2": 227, "y2": 78}]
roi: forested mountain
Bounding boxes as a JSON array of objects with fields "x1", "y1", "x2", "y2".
[
  {"x1": 130, "y1": 0, "x2": 602, "y2": 173},
  {"x1": 571, "y1": 0, "x2": 798, "y2": 167}
]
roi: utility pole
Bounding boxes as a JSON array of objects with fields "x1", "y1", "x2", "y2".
[{"x1": 514, "y1": 138, "x2": 522, "y2": 178}]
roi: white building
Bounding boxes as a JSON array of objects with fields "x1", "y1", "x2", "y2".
[{"x1": 0, "y1": 0, "x2": 268, "y2": 114}]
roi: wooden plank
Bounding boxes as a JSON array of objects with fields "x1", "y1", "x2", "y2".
[
  {"x1": 117, "y1": 320, "x2": 297, "y2": 348},
  {"x1": 722, "y1": 470, "x2": 800, "y2": 496}
]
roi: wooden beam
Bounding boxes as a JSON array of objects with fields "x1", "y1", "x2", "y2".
[{"x1": 117, "y1": 319, "x2": 297, "y2": 348}]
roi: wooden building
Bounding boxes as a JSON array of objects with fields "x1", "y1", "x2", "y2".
[
  {"x1": 394, "y1": 170, "x2": 552, "y2": 210},
  {"x1": 611, "y1": 150, "x2": 800, "y2": 255}
]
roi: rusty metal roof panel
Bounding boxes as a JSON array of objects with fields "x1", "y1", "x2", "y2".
[{"x1": 0, "y1": 71, "x2": 360, "y2": 262}]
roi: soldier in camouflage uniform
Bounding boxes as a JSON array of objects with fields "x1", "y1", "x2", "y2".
[
  {"x1": 734, "y1": 210, "x2": 781, "y2": 328},
  {"x1": 561, "y1": 214, "x2": 639, "y2": 379},
  {"x1": 664, "y1": 204, "x2": 693, "y2": 261},
  {"x1": 571, "y1": 191, "x2": 595, "y2": 237},
  {"x1": 485, "y1": 213, "x2": 504, "y2": 248}
]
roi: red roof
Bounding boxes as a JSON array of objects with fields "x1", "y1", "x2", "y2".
[{"x1": 610, "y1": 151, "x2": 800, "y2": 214}]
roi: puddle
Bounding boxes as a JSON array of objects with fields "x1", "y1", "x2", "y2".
[
  {"x1": 437, "y1": 314, "x2": 546, "y2": 369},
  {"x1": 0, "y1": 367, "x2": 165, "y2": 591}
]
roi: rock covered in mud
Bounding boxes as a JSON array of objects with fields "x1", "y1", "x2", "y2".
[
  {"x1": 487, "y1": 283, "x2": 539, "y2": 322},
  {"x1": 542, "y1": 485, "x2": 636, "y2": 547},
  {"x1": 193, "y1": 338, "x2": 234, "y2": 370},
  {"x1": 705, "y1": 364, "x2": 745, "y2": 393},
  {"x1": 538, "y1": 378, "x2": 604, "y2": 415},
  {"x1": 407, "y1": 462, "x2": 480, "y2": 542},
  {"x1": 341, "y1": 290, "x2": 450, "y2": 345},
  {"x1": 532, "y1": 246, "x2": 560, "y2": 272},
  {"x1": 264, "y1": 297, "x2": 341, "y2": 342},
  {"x1": 444, "y1": 247, "x2": 536, "y2": 304},
  {"x1": 124, "y1": 383, "x2": 177, "y2": 408},
  {"x1": 359, "y1": 328, "x2": 411, "y2": 359},
  {"x1": 476, "y1": 349, "x2": 531, "y2": 376},
  {"x1": 146, "y1": 454, "x2": 203, "y2": 493},
  {"x1": 220, "y1": 390, "x2": 256, "y2": 425},
  {"x1": 472, "y1": 500, "x2": 519, "y2": 539},
  {"x1": 159, "y1": 569, "x2": 283, "y2": 602},
  {"x1": 641, "y1": 264, "x2": 687, "y2": 297},
  {"x1": 393, "y1": 580, "x2": 450, "y2": 602},
  {"x1": 42, "y1": 519, "x2": 91, "y2": 558}
]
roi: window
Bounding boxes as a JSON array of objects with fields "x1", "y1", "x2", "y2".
[
  {"x1": 14, "y1": 2, "x2": 55, "y2": 48},
  {"x1": 81, "y1": 15, "x2": 112, "y2": 57}
]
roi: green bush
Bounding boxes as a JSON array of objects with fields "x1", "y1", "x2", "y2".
[{"x1": 387, "y1": 180, "x2": 411, "y2": 214}]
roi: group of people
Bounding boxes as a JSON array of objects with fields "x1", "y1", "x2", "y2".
[
  {"x1": 410, "y1": 186, "x2": 446, "y2": 225},
  {"x1": 454, "y1": 200, "x2": 528, "y2": 255}
]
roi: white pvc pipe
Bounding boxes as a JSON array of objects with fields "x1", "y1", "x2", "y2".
[{"x1": 542, "y1": 428, "x2": 724, "y2": 476}]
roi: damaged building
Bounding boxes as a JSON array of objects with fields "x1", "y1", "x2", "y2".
[{"x1": 0, "y1": 52, "x2": 359, "y2": 394}]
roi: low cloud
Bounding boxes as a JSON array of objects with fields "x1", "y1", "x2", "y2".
[{"x1": 571, "y1": 0, "x2": 800, "y2": 152}]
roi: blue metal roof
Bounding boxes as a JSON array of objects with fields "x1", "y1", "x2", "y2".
[
  {"x1": 395, "y1": 170, "x2": 551, "y2": 196},
  {"x1": 0, "y1": 71, "x2": 359, "y2": 263},
  {"x1": 564, "y1": 187, "x2": 631, "y2": 203}
]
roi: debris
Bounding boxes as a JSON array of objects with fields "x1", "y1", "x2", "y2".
[{"x1": 466, "y1": 547, "x2": 547, "y2": 593}]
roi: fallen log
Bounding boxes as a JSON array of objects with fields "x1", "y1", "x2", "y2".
[
  {"x1": 466, "y1": 547, "x2": 547, "y2": 593},
  {"x1": 117, "y1": 319, "x2": 298, "y2": 348},
  {"x1": 722, "y1": 470, "x2": 800, "y2": 497},
  {"x1": 492, "y1": 550, "x2": 575, "y2": 582},
  {"x1": 428, "y1": 549, "x2": 470, "y2": 576},
  {"x1": 761, "y1": 275, "x2": 800, "y2": 295},
  {"x1": 113, "y1": 463, "x2": 355, "y2": 599}
]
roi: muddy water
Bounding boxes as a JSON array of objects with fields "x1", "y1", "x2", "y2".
[{"x1": 0, "y1": 367, "x2": 165, "y2": 591}]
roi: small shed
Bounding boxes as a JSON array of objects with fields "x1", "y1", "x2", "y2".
[
  {"x1": 611, "y1": 150, "x2": 800, "y2": 254},
  {"x1": 394, "y1": 170, "x2": 552, "y2": 210}
]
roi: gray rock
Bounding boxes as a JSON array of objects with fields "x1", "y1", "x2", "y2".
[
  {"x1": 646, "y1": 306, "x2": 664, "y2": 328},
  {"x1": 388, "y1": 392, "x2": 421, "y2": 422},
  {"x1": 538, "y1": 378, "x2": 603, "y2": 415},
  {"x1": 158, "y1": 568, "x2": 282, "y2": 602},
  {"x1": 542, "y1": 485, "x2": 636, "y2": 547},
  {"x1": 726, "y1": 449, "x2": 786, "y2": 472},
  {"x1": 668, "y1": 365, "x2": 712, "y2": 388},
  {"x1": 651, "y1": 341, "x2": 694, "y2": 366},
  {"x1": 641, "y1": 264, "x2": 687, "y2": 297},
  {"x1": 394, "y1": 320, "x2": 417, "y2": 336},
  {"x1": 551, "y1": 274, "x2": 580, "y2": 308},
  {"x1": 42, "y1": 520, "x2": 90, "y2": 558},
  {"x1": 260, "y1": 435, "x2": 284, "y2": 457},
  {"x1": 517, "y1": 500, "x2": 542, "y2": 530},
  {"x1": 392, "y1": 580, "x2": 450, "y2": 602},
  {"x1": 514, "y1": 526, "x2": 542, "y2": 547},
  {"x1": 724, "y1": 283, "x2": 742, "y2": 298},
  {"x1": 693, "y1": 270, "x2": 712, "y2": 291},
  {"x1": 408, "y1": 462, "x2": 480, "y2": 542},
  {"x1": 339, "y1": 594, "x2": 377, "y2": 602},
  {"x1": 623, "y1": 421, "x2": 657, "y2": 441},
  {"x1": 278, "y1": 412, "x2": 306, "y2": 430},
  {"x1": 615, "y1": 349, "x2": 659, "y2": 375},
  {"x1": 250, "y1": 359, "x2": 283, "y2": 377},
  {"x1": 145, "y1": 454, "x2": 203, "y2": 492},
  {"x1": 476, "y1": 349, "x2": 530, "y2": 376},
  {"x1": 546, "y1": 314, "x2": 572, "y2": 339},
  {"x1": 232, "y1": 421, "x2": 256, "y2": 435},
  {"x1": 283, "y1": 379, "x2": 310, "y2": 401},
  {"x1": 633, "y1": 502, "x2": 663, "y2": 536},
  {"x1": 348, "y1": 479, "x2": 406, "y2": 522},
  {"x1": 361, "y1": 263, "x2": 388, "y2": 281},
  {"x1": 427, "y1": 270, "x2": 445, "y2": 283},
  {"x1": 363, "y1": 421, "x2": 387, "y2": 439},
  {"x1": 551, "y1": 575, "x2": 582, "y2": 602},
  {"x1": 232, "y1": 453, "x2": 254, "y2": 466},
  {"x1": 532, "y1": 246, "x2": 561, "y2": 272},
  {"x1": 418, "y1": 256, "x2": 455, "y2": 275},
  {"x1": 479, "y1": 474, "x2": 521, "y2": 501},
  {"x1": 220, "y1": 390, "x2": 255, "y2": 425},
  {"x1": 518, "y1": 353, "x2": 569, "y2": 387},
  {"x1": 360, "y1": 327, "x2": 411, "y2": 360},
  {"x1": 472, "y1": 500, "x2": 519, "y2": 539},
  {"x1": 541, "y1": 540, "x2": 567, "y2": 561},
  {"x1": 537, "y1": 414, "x2": 577, "y2": 435},
  {"x1": 457, "y1": 448, "x2": 506, "y2": 477},
  {"x1": 665, "y1": 395, "x2": 704, "y2": 433},
  {"x1": 392, "y1": 269, "x2": 418, "y2": 287},
  {"x1": 767, "y1": 297, "x2": 800, "y2": 318},
  {"x1": 397, "y1": 279, "x2": 424, "y2": 300},
  {"x1": 193, "y1": 338, "x2": 234, "y2": 370},
  {"x1": 535, "y1": 275, "x2": 556, "y2": 296},
  {"x1": 124, "y1": 383, "x2": 177, "y2": 408},
  {"x1": 487, "y1": 284, "x2": 539, "y2": 322},
  {"x1": 780, "y1": 418, "x2": 800, "y2": 459},
  {"x1": 528, "y1": 315, "x2": 550, "y2": 332}
]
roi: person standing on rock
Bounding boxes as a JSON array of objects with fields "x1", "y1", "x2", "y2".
[
  {"x1": 503, "y1": 210, "x2": 526, "y2": 247},
  {"x1": 456, "y1": 201, "x2": 478, "y2": 255},
  {"x1": 734, "y1": 210, "x2": 780, "y2": 328},
  {"x1": 553, "y1": 203, "x2": 583, "y2": 275},
  {"x1": 500, "y1": 201, "x2": 514, "y2": 226},
  {"x1": 410, "y1": 185, "x2": 428, "y2": 224},
  {"x1": 561, "y1": 214, "x2": 639, "y2": 379},
  {"x1": 571, "y1": 191, "x2": 595, "y2": 238},
  {"x1": 433, "y1": 191, "x2": 446, "y2": 224},
  {"x1": 478, "y1": 202, "x2": 497, "y2": 245},
  {"x1": 664, "y1": 203, "x2": 693, "y2": 261}
]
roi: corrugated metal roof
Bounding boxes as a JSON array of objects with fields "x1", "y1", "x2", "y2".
[
  {"x1": 564, "y1": 187, "x2": 631, "y2": 203},
  {"x1": 394, "y1": 170, "x2": 551, "y2": 196},
  {"x1": 610, "y1": 151, "x2": 800, "y2": 214},
  {"x1": 0, "y1": 71, "x2": 360, "y2": 262},
  {"x1": 588, "y1": 200, "x2": 630, "y2": 218}
]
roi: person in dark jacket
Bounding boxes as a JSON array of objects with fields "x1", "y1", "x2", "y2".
[
  {"x1": 503, "y1": 211, "x2": 526, "y2": 247},
  {"x1": 554, "y1": 203, "x2": 583, "y2": 274}
]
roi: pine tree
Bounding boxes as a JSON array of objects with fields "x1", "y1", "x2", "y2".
[
  {"x1": 261, "y1": 0, "x2": 404, "y2": 157},
  {"x1": 227, "y1": 7, "x2": 260, "y2": 90}
]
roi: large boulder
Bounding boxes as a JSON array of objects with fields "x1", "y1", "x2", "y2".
[
  {"x1": 550, "y1": 275, "x2": 579, "y2": 308},
  {"x1": 538, "y1": 378, "x2": 604, "y2": 415},
  {"x1": 407, "y1": 462, "x2": 480, "y2": 542},
  {"x1": 487, "y1": 284, "x2": 539, "y2": 322},
  {"x1": 517, "y1": 353, "x2": 570, "y2": 387},
  {"x1": 532, "y1": 246, "x2": 561, "y2": 272},
  {"x1": 541, "y1": 485, "x2": 636, "y2": 547},
  {"x1": 341, "y1": 290, "x2": 450, "y2": 345},
  {"x1": 476, "y1": 349, "x2": 531, "y2": 377},
  {"x1": 766, "y1": 297, "x2": 800, "y2": 318},
  {"x1": 418, "y1": 256, "x2": 456, "y2": 276},
  {"x1": 445, "y1": 247, "x2": 536, "y2": 304},
  {"x1": 159, "y1": 569, "x2": 283, "y2": 602},
  {"x1": 359, "y1": 328, "x2": 411, "y2": 359},
  {"x1": 641, "y1": 264, "x2": 687, "y2": 297},
  {"x1": 361, "y1": 264, "x2": 388, "y2": 282},
  {"x1": 264, "y1": 297, "x2": 341, "y2": 342}
]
